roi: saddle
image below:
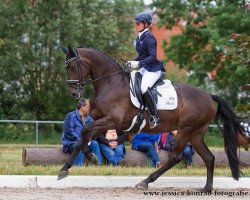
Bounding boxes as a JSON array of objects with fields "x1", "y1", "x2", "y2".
[
  {"x1": 130, "y1": 71, "x2": 177, "y2": 110},
  {"x1": 133, "y1": 72, "x2": 165, "y2": 106},
  {"x1": 124, "y1": 71, "x2": 178, "y2": 134}
]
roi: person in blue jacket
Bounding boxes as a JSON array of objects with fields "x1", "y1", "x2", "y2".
[
  {"x1": 127, "y1": 12, "x2": 165, "y2": 129},
  {"x1": 61, "y1": 98, "x2": 102, "y2": 166},
  {"x1": 131, "y1": 132, "x2": 162, "y2": 168}
]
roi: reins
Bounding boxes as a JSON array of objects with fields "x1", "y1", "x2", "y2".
[
  {"x1": 65, "y1": 50, "x2": 130, "y2": 88},
  {"x1": 81, "y1": 69, "x2": 127, "y2": 87}
]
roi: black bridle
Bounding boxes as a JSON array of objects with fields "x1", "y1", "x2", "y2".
[
  {"x1": 65, "y1": 48, "x2": 86, "y2": 88},
  {"x1": 65, "y1": 48, "x2": 128, "y2": 89}
]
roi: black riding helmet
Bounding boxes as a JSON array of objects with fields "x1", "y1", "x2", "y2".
[{"x1": 134, "y1": 12, "x2": 152, "y2": 25}]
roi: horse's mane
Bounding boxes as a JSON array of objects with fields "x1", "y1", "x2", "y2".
[{"x1": 77, "y1": 46, "x2": 123, "y2": 69}]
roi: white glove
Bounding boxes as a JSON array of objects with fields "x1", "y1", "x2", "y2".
[{"x1": 127, "y1": 61, "x2": 139, "y2": 68}]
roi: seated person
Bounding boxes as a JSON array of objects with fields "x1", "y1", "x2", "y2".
[
  {"x1": 61, "y1": 98, "x2": 102, "y2": 166},
  {"x1": 97, "y1": 129, "x2": 127, "y2": 166},
  {"x1": 183, "y1": 144, "x2": 194, "y2": 166},
  {"x1": 131, "y1": 132, "x2": 162, "y2": 168},
  {"x1": 158, "y1": 130, "x2": 194, "y2": 166},
  {"x1": 240, "y1": 121, "x2": 250, "y2": 135}
]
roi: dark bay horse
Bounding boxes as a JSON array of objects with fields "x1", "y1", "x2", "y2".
[{"x1": 58, "y1": 46, "x2": 244, "y2": 193}]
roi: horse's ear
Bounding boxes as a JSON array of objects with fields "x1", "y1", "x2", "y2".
[
  {"x1": 61, "y1": 46, "x2": 68, "y2": 54},
  {"x1": 68, "y1": 45, "x2": 75, "y2": 57}
]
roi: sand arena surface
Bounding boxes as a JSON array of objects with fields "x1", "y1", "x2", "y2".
[{"x1": 1, "y1": 187, "x2": 250, "y2": 200}]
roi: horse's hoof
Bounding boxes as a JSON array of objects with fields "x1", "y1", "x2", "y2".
[
  {"x1": 89, "y1": 153, "x2": 98, "y2": 165},
  {"x1": 57, "y1": 170, "x2": 69, "y2": 180},
  {"x1": 200, "y1": 187, "x2": 212, "y2": 194},
  {"x1": 135, "y1": 181, "x2": 148, "y2": 190}
]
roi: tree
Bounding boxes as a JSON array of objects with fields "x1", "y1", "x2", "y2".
[
  {"x1": 225, "y1": 33, "x2": 250, "y2": 117},
  {"x1": 0, "y1": 0, "x2": 82, "y2": 120},
  {"x1": 152, "y1": 0, "x2": 250, "y2": 107},
  {"x1": 0, "y1": 0, "x2": 142, "y2": 120}
]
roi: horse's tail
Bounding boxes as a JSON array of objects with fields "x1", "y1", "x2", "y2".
[{"x1": 211, "y1": 94, "x2": 241, "y2": 180}]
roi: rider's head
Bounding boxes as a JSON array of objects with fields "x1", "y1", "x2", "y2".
[{"x1": 133, "y1": 12, "x2": 152, "y2": 32}]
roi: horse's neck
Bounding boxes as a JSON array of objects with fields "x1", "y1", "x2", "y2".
[
  {"x1": 90, "y1": 52, "x2": 130, "y2": 95},
  {"x1": 91, "y1": 70, "x2": 129, "y2": 93}
]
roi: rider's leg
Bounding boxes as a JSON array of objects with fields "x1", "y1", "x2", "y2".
[
  {"x1": 140, "y1": 70, "x2": 162, "y2": 129},
  {"x1": 142, "y1": 88, "x2": 159, "y2": 129}
]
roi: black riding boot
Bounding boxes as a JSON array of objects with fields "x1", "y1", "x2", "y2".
[{"x1": 142, "y1": 89, "x2": 160, "y2": 129}]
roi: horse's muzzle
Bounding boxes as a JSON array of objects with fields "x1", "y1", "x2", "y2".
[{"x1": 70, "y1": 92, "x2": 80, "y2": 99}]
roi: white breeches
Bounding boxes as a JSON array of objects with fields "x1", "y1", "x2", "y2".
[{"x1": 138, "y1": 68, "x2": 162, "y2": 94}]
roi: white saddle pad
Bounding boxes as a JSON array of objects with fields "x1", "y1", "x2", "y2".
[{"x1": 130, "y1": 71, "x2": 178, "y2": 110}]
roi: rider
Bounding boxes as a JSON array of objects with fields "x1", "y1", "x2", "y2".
[{"x1": 127, "y1": 12, "x2": 165, "y2": 129}]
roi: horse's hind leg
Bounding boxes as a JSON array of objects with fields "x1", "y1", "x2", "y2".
[
  {"x1": 191, "y1": 132, "x2": 215, "y2": 193},
  {"x1": 136, "y1": 154, "x2": 183, "y2": 190},
  {"x1": 135, "y1": 135, "x2": 187, "y2": 190}
]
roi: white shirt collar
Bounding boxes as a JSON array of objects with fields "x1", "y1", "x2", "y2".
[{"x1": 138, "y1": 28, "x2": 149, "y2": 39}]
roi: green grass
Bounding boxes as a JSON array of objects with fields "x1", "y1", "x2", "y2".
[
  {"x1": 1, "y1": 163, "x2": 250, "y2": 177},
  {"x1": 1, "y1": 144, "x2": 250, "y2": 176},
  {"x1": 1, "y1": 161, "x2": 250, "y2": 177}
]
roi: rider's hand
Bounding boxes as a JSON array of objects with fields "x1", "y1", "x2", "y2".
[
  {"x1": 109, "y1": 141, "x2": 118, "y2": 149},
  {"x1": 127, "y1": 61, "x2": 139, "y2": 68}
]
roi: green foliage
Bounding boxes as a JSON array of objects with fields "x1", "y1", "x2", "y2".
[
  {"x1": 0, "y1": 124, "x2": 34, "y2": 142},
  {"x1": 225, "y1": 33, "x2": 250, "y2": 70},
  {"x1": 0, "y1": 123, "x2": 62, "y2": 144},
  {"x1": 204, "y1": 127, "x2": 224, "y2": 147},
  {"x1": 0, "y1": 123, "x2": 224, "y2": 148},
  {"x1": 152, "y1": 0, "x2": 250, "y2": 106},
  {"x1": 0, "y1": 0, "x2": 142, "y2": 121}
]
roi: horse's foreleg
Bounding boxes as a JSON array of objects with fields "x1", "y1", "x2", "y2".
[
  {"x1": 58, "y1": 140, "x2": 83, "y2": 180},
  {"x1": 80, "y1": 134, "x2": 99, "y2": 164},
  {"x1": 81, "y1": 116, "x2": 116, "y2": 162},
  {"x1": 135, "y1": 154, "x2": 182, "y2": 190}
]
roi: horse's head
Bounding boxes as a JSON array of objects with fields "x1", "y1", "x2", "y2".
[{"x1": 62, "y1": 46, "x2": 91, "y2": 99}]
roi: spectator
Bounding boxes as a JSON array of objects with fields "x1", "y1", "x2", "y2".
[
  {"x1": 61, "y1": 98, "x2": 102, "y2": 166},
  {"x1": 158, "y1": 130, "x2": 194, "y2": 166},
  {"x1": 131, "y1": 132, "x2": 162, "y2": 168},
  {"x1": 240, "y1": 121, "x2": 250, "y2": 135},
  {"x1": 183, "y1": 144, "x2": 194, "y2": 166},
  {"x1": 97, "y1": 129, "x2": 127, "y2": 166}
]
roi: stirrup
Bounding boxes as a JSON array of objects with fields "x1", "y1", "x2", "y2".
[{"x1": 149, "y1": 116, "x2": 159, "y2": 129}]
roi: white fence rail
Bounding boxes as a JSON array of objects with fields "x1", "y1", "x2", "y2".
[{"x1": 0, "y1": 120, "x2": 63, "y2": 147}]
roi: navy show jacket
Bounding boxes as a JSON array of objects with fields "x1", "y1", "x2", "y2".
[{"x1": 134, "y1": 30, "x2": 165, "y2": 72}]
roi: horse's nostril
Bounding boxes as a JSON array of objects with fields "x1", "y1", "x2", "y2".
[
  {"x1": 71, "y1": 93, "x2": 77, "y2": 97},
  {"x1": 70, "y1": 92, "x2": 80, "y2": 99},
  {"x1": 71, "y1": 93, "x2": 77, "y2": 98}
]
